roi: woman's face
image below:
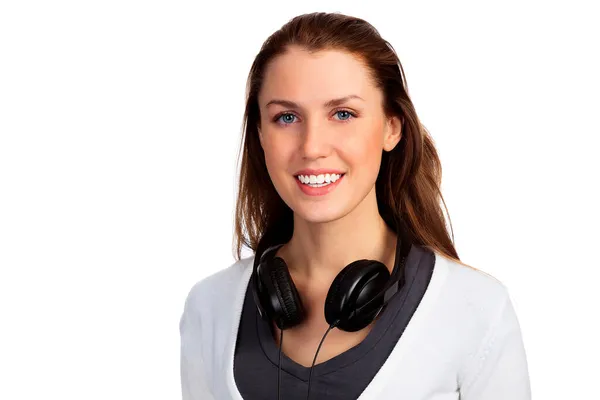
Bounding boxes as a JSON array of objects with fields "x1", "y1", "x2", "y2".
[{"x1": 257, "y1": 46, "x2": 401, "y2": 224}]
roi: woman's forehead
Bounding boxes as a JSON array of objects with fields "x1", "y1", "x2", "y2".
[{"x1": 259, "y1": 47, "x2": 380, "y2": 107}]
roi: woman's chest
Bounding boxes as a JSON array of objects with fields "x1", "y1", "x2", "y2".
[{"x1": 274, "y1": 320, "x2": 375, "y2": 368}]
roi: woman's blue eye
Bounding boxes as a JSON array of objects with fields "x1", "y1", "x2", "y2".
[
  {"x1": 277, "y1": 113, "x2": 296, "y2": 124},
  {"x1": 276, "y1": 111, "x2": 354, "y2": 125},
  {"x1": 335, "y1": 110, "x2": 352, "y2": 120}
]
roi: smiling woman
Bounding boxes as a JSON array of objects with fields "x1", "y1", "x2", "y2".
[{"x1": 179, "y1": 11, "x2": 531, "y2": 400}]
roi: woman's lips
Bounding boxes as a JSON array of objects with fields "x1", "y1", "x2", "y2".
[{"x1": 295, "y1": 174, "x2": 345, "y2": 196}]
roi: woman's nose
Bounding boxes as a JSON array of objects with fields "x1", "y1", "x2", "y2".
[{"x1": 299, "y1": 119, "x2": 332, "y2": 160}]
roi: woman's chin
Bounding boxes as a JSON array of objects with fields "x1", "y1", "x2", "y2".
[{"x1": 292, "y1": 204, "x2": 349, "y2": 225}]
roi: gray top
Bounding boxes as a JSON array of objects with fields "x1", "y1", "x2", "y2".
[{"x1": 233, "y1": 244, "x2": 435, "y2": 399}]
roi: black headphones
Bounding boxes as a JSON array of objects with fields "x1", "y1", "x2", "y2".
[{"x1": 251, "y1": 218, "x2": 413, "y2": 333}]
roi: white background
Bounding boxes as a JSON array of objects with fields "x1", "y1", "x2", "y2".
[{"x1": 1, "y1": 0, "x2": 598, "y2": 398}]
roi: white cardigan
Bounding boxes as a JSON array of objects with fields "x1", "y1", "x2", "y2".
[{"x1": 179, "y1": 251, "x2": 531, "y2": 399}]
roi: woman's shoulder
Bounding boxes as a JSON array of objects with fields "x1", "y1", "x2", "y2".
[
  {"x1": 432, "y1": 250, "x2": 513, "y2": 326},
  {"x1": 182, "y1": 255, "x2": 255, "y2": 321},
  {"x1": 439, "y1": 252, "x2": 508, "y2": 294}
]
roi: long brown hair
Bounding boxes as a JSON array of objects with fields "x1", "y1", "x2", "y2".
[{"x1": 233, "y1": 12, "x2": 468, "y2": 267}]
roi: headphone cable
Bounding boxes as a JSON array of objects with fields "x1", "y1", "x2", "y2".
[
  {"x1": 306, "y1": 321, "x2": 338, "y2": 400},
  {"x1": 277, "y1": 327, "x2": 283, "y2": 400}
]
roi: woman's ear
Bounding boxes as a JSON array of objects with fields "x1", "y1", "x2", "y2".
[{"x1": 383, "y1": 115, "x2": 402, "y2": 152}]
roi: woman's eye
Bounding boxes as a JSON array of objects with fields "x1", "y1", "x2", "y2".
[
  {"x1": 276, "y1": 113, "x2": 297, "y2": 124},
  {"x1": 334, "y1": 110, "x2": 353, "y2": 121},
  {"x1": 275, "y1": 111, "x2": 354, "y2": 125}
]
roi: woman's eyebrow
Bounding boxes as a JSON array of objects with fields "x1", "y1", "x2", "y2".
[{"x1": 265, "y1": 95, "x2": 364, "y2": 109}]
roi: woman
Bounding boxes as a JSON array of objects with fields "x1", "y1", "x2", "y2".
[{"x1": 180, "y1": 12, "x2": 531, "y2": 400}]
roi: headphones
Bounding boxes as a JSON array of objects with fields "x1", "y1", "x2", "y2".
[{"x1": 251, "y1": 218, "x2": 413, "y2": 333}]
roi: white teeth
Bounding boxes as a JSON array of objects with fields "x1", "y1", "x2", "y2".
[{"x1": 297, "y1": 173, "x2": 343, "y2": 187}]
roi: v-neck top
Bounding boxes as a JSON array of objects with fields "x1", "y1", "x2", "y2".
[{"x1": 233, "y1": 244, "x2": 435, "y2": 399}]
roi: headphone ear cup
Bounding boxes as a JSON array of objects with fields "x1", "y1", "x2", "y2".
[
  {"x1": 258, "y1": 256, "x2": 305, "y2": 330},
  {"x1": 325, "y1": 260, "x2": 390, "y2": 332}
]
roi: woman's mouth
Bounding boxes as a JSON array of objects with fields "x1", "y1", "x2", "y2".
[
  {"x1": 294, "y1": 173, "x2": 345, "y2": 196},
  {"x1": 296, "y1": 173, "x2": 343, "y2": 187}
]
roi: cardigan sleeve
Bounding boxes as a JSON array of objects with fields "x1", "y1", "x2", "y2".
[
  {"x1": 179, "y1": 288, "x2": 216, "y2": 400},
  {"x1": 459, "y1": 291, "x2": 532, "y2": 399}
]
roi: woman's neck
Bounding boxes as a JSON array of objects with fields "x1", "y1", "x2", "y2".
[{"x1": 279, "y1": 193, "x2": 397, "y2": 282}]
